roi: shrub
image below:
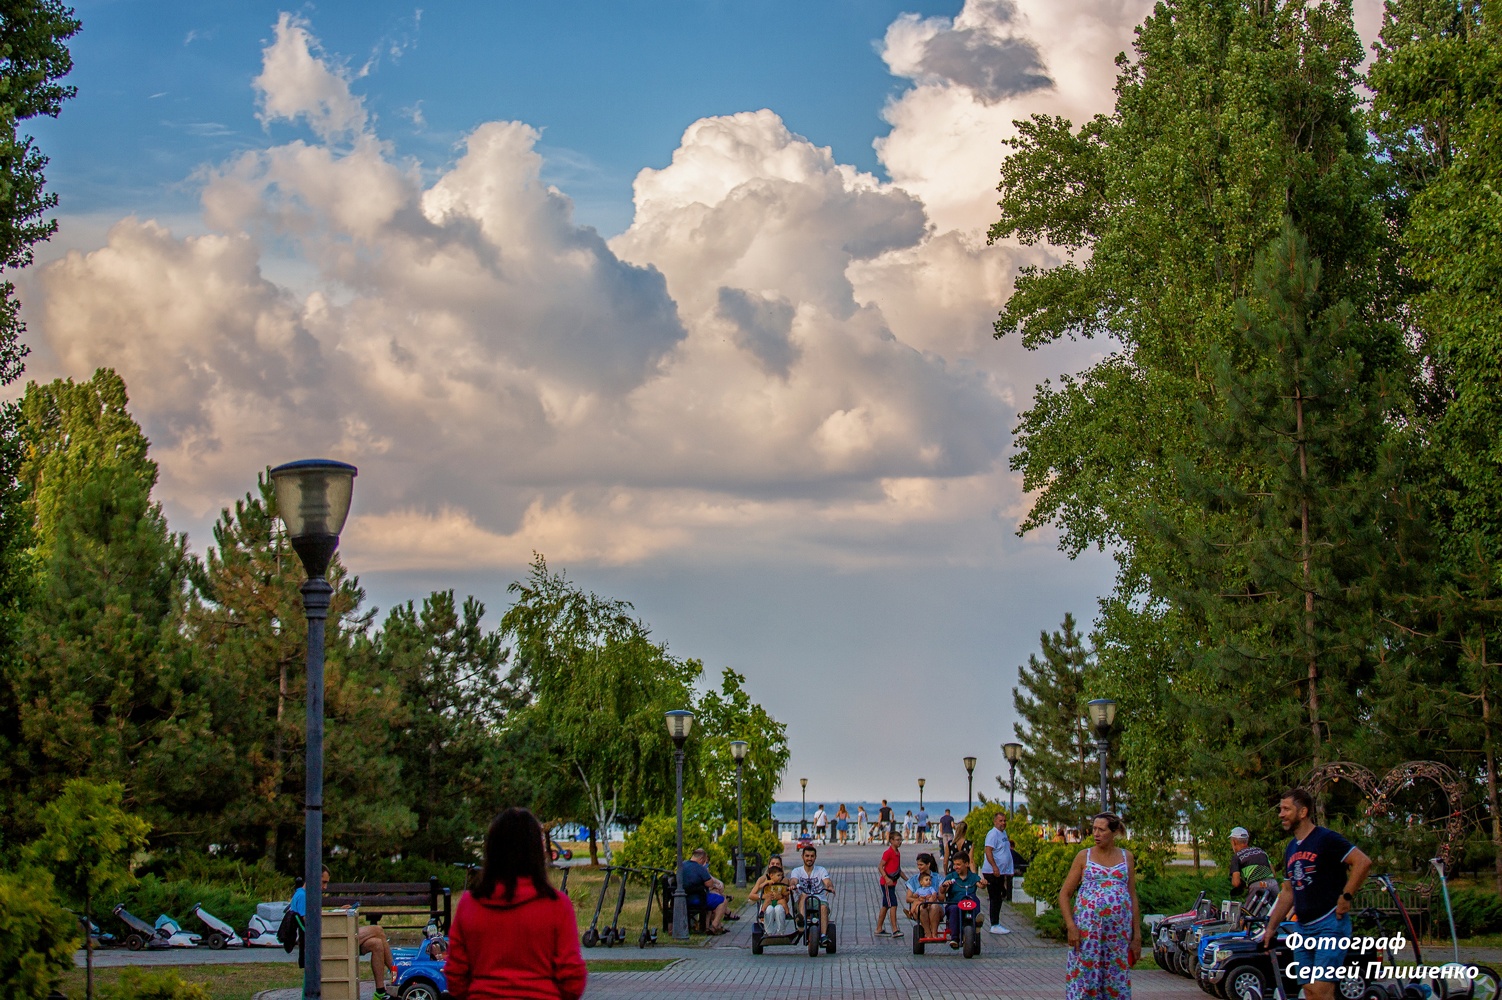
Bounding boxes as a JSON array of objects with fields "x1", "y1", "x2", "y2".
[
  {"x1": 715, "y1": 821, "x2": 782, "y2": 864},
  {"x1": 1449, "y1": 888, "x2": 1502, "y2": 938},
  {"x1": 98, "y1": 969, "x2": 210, "y2": 1000},
  {"x1": 1023, "y1": 842, "x2": 1078, "y2": 906},
  {"x1": 616, "y1": 815, "x2": 730, "y2": 881},
  {"x1": 116, "y1": 875, "x2": 262, "y2": 936},
  {"x1": 960, "y1": 801, "x2": 1043, "y2": 868},
  {"x1": 1034, "y1": 906, "x2": 1067, "y2": 940},
  {"x1": 1136, "y1": 871, "x2": 1232, "y2": 917},
  {"x1": 0, "y1": 871, "x2": 81, "y2": 1000}
]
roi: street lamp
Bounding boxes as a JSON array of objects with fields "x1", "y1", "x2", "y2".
[
  {"x1": 1087, "y1": 699, "x2": 1117, "y2": 812},
  {"x1": 1003, "y1": 742, "x2": 1023, "y2": 815},
  {"x1": 730, "y1": 740, "x2": 749, "y2": 887},
  {"x1": 800, "y1": 777, "x2": 808, "y2": 835},
  {"x1": 665, "y1": 709, "x2": 695, "y2": 940},
  {"x1": 963, "y1": 757, "x2": 976, "y2": 815},
  {"x1": 918, "y1": 777, "x2": 926, "y2": 809},
  {"x1": 269, "y1": 459, "x2": 357, "y2": 1000}
]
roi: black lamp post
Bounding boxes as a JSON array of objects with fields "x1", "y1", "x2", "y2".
[
  {"x1": 800, "y1": 777, "x2": 808, "y2": 835},
  {"x1": 1003, "y1": 742, "x2": 1023, "y2": 815},
  {"x1": 963, "y1": 757, "x2": 976, "y2": 815},
  {"x1": 731, "y1": 740, "x2": 749, "y2": 887},
  {"x1": 665, "y1": 709, "x2": 694, "y2": 940},
  {"x1": 1087, "y1": 699, "x2": 1117, "y2": 812},
  {"x1": 269, "y1": 459, "x2": 357, "y2": 1000},
  {"x1": 918, "y1": 777, "x2": 926, "y2": 810}
]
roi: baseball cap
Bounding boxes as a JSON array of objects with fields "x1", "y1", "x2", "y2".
[{"x1": 1230, "y1": 827, "x2": 1250, "y2": 839}]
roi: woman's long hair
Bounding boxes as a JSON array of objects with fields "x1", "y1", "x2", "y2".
[{"x1": 473, "y1": 807, "x2": 558, "y2": 902}]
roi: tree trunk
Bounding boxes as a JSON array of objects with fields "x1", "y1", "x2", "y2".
[
  {"x1": 588, "y1": 826, "x2": 599, "y2": 867},
  {"x1": 1296, "y1": 384, "x2": 1322, "y2": 766},
  {"x1": 1192, "y1": 834, "x2": 1201, "y2": 873},
  {"x1": 85, "y1": 893, "x2": 94, "y2": 1000}
]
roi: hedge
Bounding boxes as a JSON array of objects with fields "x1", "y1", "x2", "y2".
[{"x1": 0, "y1": 871, "x2": 80, "y2": 1000}]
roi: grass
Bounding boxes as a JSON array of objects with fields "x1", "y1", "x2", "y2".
[
  {"x1": 585, "y1": 958, "x2": 679, "y2": 972},
  {"x1": 561, "y1": 866, "x2": 721, "y2": 947},
  {"x1": 59, "y1": 963, "x2": 303, "y2": 1000}
]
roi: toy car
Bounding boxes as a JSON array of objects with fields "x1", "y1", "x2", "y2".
[
  {"x1": 246, "y1": 902, "x2": 290, "y2": 947},
  {"x1": 190, "y1": 904, "x2": 244, "y2": 949},
  {"x1": 391, "y1": 936, "x2": 449, "y2": 1000}
]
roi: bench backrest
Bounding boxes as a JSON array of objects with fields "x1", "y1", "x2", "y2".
[{"x1": 323, "y1": 876, "x2": 452, "y2": 931}]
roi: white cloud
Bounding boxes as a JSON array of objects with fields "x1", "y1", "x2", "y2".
[{"x1": 254, "y1": 12, "x2": 369, "y2": 142}]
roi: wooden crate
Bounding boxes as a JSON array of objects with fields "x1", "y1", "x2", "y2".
[{"x1": 321, "y1": 909, "x2": 360, "y2": 1000}]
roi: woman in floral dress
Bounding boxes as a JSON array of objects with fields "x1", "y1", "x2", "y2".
[{"x1": 1059, "y1": 813, "x2": 1141, "y2": 1000}]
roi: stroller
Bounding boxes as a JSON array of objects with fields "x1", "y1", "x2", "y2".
[{"x1": 190, "y1": 904, "x2": 244, "y2": 949}]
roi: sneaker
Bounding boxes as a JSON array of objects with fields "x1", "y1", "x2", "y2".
[
  {"x1": 990, "y1": 924, "x2": 1011, "y2": 935},
  {"x1": 950, "y1": 940, "x2": 961, "y2": 949},
  {"x1": 374, "y1": 992, "x2": 391, "y2": 1000}
]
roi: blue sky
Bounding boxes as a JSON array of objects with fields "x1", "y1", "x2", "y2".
[{"x1": 20, "y1": 0, "x2": 1174, "y2": 801}]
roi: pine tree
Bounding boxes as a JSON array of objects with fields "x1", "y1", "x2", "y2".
[{"x1": 1011, "y1": 614, "x2": 1098, "y2": 831}]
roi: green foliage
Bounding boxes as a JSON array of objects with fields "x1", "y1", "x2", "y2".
[
  {"x1": 1136, "y1": 871, "x2": 1233, "y2": 918},
  {"x1": 27, "y1": 780, "x2": 150, "y2": 913},
  {"x1": 1009, "y1": 616, "x2": 1105, "y2": 829},
  {"x1": 715, "y1": 820, "x2": 782, "y2": 863},
  {"x1": 691, "y1": 668, "x2": 790, "y2": 829},
  {"x1": 1447, "y1": 888, "x2": 1502, "y2": 939},
  {"x1": 114, "y1": 875, "x2": 262, "y2": 939},
  {"x1": 1034, "y1": 906, "x2": 1067, "y2": 940},
  {"x1": 96, "y1": 969, "x2": 210, "y2": 1000},
  {"x1": 959, "y1": 803, "x2": 1042, "y2": 868},
  {"x1": 1022, "y1": 842, "x2": 1078, "y2": 908},
  {"x1": 0, "y1": 870, "x2": 80, "y2": 1000},
  {"x1": 616, "y1": 815, "x2": 729, "y2": 880}
]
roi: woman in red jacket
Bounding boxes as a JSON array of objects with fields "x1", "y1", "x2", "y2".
[{"x1": 444, "y1": 808, "x2": 586, "y2": 1000}]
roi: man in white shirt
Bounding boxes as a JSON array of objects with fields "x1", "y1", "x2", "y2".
[
  {"x1": 814, "y1": 805, "x2": 828, "y2": 844},
  {"x1": 793, "y1": 846, "x2": 836, "y2": 946},
  {"x1": 981, "y1": 812, "x2": 1014, "y2": 935}
]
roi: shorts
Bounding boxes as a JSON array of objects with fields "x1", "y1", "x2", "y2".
[
  {"x1": 880, "y1": 882, "x2": 899, "y2": 907},
  {"x1": 1291, "y1": 910, "x2": 1352, "y2": 983},
  {"x1": 705, "y1": 891, "x2": 726, "y2": 910},
  {"x1": 837, "y1": 820, "x2": 848, "y2": 832}
]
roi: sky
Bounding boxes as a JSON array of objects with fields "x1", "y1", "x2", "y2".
[{"x1": 15, "y1": 0, "x2": 1384, "y2": 803}]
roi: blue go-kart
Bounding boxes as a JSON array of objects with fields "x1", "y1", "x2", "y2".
[{"x1": 391, "y1": 937, "x2": 449, "y2": 1000}]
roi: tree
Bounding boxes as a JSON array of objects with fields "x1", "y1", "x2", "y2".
[
  {"x1": 502, "y1": 556, "x2": 698, "y2": 865},
  {"x1": 26, "y1": 779, "x2": 150, "y2": 1000},
  {"x1": 375, "y1": 590, "x2": 513, "y2": 861},
  {"x1": 1011, "y1": 614, "x2": 1098, "y2": 830},
  {"x1": 0, "y1": 870, "x2": 80, "y2": 1000},
  {"x1": 691, "y1": 667, "x2": 790, "y2": 831}
]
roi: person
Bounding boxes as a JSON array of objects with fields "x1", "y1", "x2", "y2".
[
  {"x1": 748, "y1": 861, "x2": 792, "y2": 935},
  {"x1": 836, "y1": 804, "x2": 850, "y2": 845},
  {"x1": 290, "y1": 867, "x2": 398, "y2": 1000},
  {"x1": 443, "y1": 807, "x2": 586, "y2": 1000},
  {"x1": 948, "y1": 820, "x2": 973, "y2": 874},
  {"x1": 902, "y1": 810, "x2": 915, "y2": 840},
  {"x1": 878, "y1": 799, "x2": 894, "y2": 841},
  {"x1": 1260, "y1": 788, "x2": 1373, "y2": 1000},
  {"x1": 981, "y1": 811, "x2": 1014, "y2": 935},
  {"x1": 876, "y1": 829, "x2": 904, "y2": 938},
  {"x1": 1059, "y1": 813, "x2": 1141, "y2": 1000},
  {"x1": 814, "y1": 805, "x2": 828, "y2": 844},
  {"x1": 938, "y1": 809, "x2": 955, "y2": 858},
  {"x1": 857, "y1": 805, "x2": 868, "y2": 845},
  {"x1": 681, "y1": 848, "x2": 731, "y2": 934},
  {"x1": 915, "y1": 806, "x2": 929, "y2": 844},
  {"x1": 940, "y1": 851, "x2": 984, "y2": 949},
  {"x1": 904, "y1": 853, "x2": 944, "y2": 941},
  {"x1": 1228, "y1": 827, "x2": 1278, "y2": 897},
  {"x1": 791, "y1": 846, "x2": 835, "y2": 946}
]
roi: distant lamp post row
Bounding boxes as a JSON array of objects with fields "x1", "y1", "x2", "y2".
[
  {"x1": 1087, "y1": 699, "x2": 1117, "y2": 812},
  {"x1": 917, "y1": 777, "x2": 926, "y2": 809},
  {"x1": 665, "y1": 709, "x2": 694, "y2": 941},
  {"x1": 270, "y1": 459, "x2": 358, "y2": 1000}
]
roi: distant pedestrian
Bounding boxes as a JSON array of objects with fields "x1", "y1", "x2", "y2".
[
  {"x1": 814, "y1": 805, "x2": 828, "y2": 844},
  {"x1": 876, "y1": 830, "x2": 904, "y2": 937},
  {"x1": 857, "y1": 805, "x2": 868, "y2": 844},
  {"x1": 939, "y1": 809, "x2": 955, "y2": 858},
  {"x1": 903, "y1": 810, "x2": 915, "y2": 840},
  {"x1": 949, "y1": 821, "x2": 972, "y2": 874},
  {"x1": 878, "y1": 799, "x2": 894, "y2": 841},
  {"x1": 915, "y1": 806, "x2": 929, "y2": 844},
  {"x1": 836, "y1": 804, "x2": 850, "y2": 845},
  {"x1": 981, "y1": 812, "x2": 1013, "y2": 935},
  {"x1": 1060, "y1": 813, "x2": 1140, "y2": 1000}
]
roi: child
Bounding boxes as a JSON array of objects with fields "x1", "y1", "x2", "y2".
[
  {"x1": 906, "y1": 871, "x2": 939, "y2": 920},
  {"x1": 755, "y1": 864, "x2": 791, "y2": 935}
]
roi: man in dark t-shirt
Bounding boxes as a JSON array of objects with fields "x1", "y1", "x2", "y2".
[
  {"x1": 1228, "y1": 827, "x2": 1278, "y2": 897},
  {"x1": 681, "y1": 848, "x2": 730, "y2": 933},
  {"x1": 1260, "y1": 788, "x2": 1372, "y2": 1000}
]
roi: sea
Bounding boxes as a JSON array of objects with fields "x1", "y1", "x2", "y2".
[{"x1": 770, "y1": 800, "x2": 982, "y2": 825}]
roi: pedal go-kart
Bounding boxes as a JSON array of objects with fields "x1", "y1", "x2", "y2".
[
  {"x1": 391, "y1": 936, "x2": 449, "y2": 1000},
  {"x1": 912, "y1": 896, "x2": 982, "y2": 958},
  {"x1": 190, "y1": 903, "x2": 244, "y2": 949},
  {"x1": 751, "y1": 893, "x2": 837, "y2": 958}
]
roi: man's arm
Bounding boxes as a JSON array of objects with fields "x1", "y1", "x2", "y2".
[
  {"x1": 1336, "y1": 848, "x2": 1372, "y2": 916},
  {"x1": 985, "y1": 842, "x2": 998, "y2": 871}
]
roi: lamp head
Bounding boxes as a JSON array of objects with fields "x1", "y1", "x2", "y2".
[
  {"x1": 917, "y1": 777, "x2": 926, "y2": 789},
  {"x1": 1087, "y1": 698, "x2": 1117, "y2": 734},
  {"x1": 664, "y1": 709, "x2": 694, "y2": 745},
  {"x1": 800, "y1": 777, "x2": 808, "y2": 789},
  {"x1": 963, "y1": 756, "x2": 977, "y2": 774},
  {"x1": 269, "y1": 459, "x2": 357, "y2": 579},
  {"x1": 1003, "y1": 742, "x2": 1023, "y2": 764},
  {"x1": 730, "y1": 740, "x2": 749, "y2": 763}
]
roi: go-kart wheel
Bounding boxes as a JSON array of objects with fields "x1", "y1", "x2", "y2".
[
  {"x1": 398, "y1": 978, "x2": 441, "y2": 1000},
  {"x1": 825, "y1": 922, "x2": 836, "y2": 955},
  {"x1": 1225, "y1": 964, "x2": 1268, "y2": 1000},
  {"x1": 962, "y1": 925, "x2": 978, "y2": 959},
  {"x1": 207, "y1": 931, "x2": 226, "y2": 950},
  {"x1": 807, "y1": 924, "x2": 820, "y2": 957},
  {"x1": 1339, "y1": 969, "x2": 1369, "y2": 1000},
  {"x1": 751, "y1": 930, "x2": 764, "y2": 955},
  {"x1": 125, "y1": 933, "x2": 145, "y2": 952},
  {"x1": 581, "y1": 928, "x2": 599, "y2": 948},
  {"x1": 913, "y1": 932, "x2": 924, "y2": 955},
  {"x1": 1469, "y1": 965, "x2": 1502, "y2": 1000}
]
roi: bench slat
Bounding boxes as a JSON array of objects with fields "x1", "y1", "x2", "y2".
[
  {"x1": 326, "y1": 883, "x2": 435, "y2": 894},
  {"x1": 325, "y1": 896, "x2": 430, "y2": 907}
]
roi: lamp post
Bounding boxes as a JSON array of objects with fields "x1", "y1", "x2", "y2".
[
  {"x1": 800, "y1": 777, "x2": 808, "y2": 835},
  {"x1": 665, "y1": 709, "x2": 695, "y2": 940},
  {"x1": 269, "y1": 459, "x2": 357, "y2": 1000},
  {"x1": 1003, "y1": 742, "x2": 1023, "y2": 815},
  {"x1": 963, "y1": 757, "x2": 976, "y2": 815},
  {"x1": 918, "y1": 777, "x2": 926, "y2": 809},
  {"x1": 1087, "y1": 699, "x2": 1117, "y2": 812},
  {"x1": 731, "y1": 740, "x2": 749, "y2": 888}
]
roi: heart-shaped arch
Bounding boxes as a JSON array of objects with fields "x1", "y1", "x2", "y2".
[{"x1": 1305, "y1": 760, "x2": 1466, "y2": 865}]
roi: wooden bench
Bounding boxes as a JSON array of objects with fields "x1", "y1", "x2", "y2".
[{"x1": 324, "y1": 877, "x2": 452, "y2": 932}]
